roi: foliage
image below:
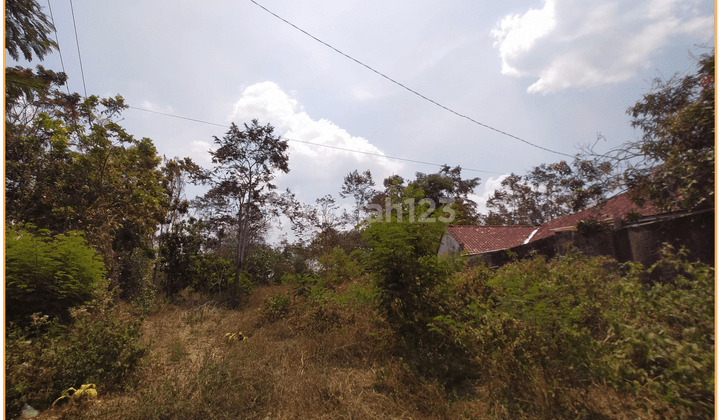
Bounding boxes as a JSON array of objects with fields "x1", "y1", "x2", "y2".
[
  {"x1": 5, "y1": 225, "x2": 106, "y2": 324},
  {"x1": 574, "y1": 216, "x2": 613, "y2": 236},
  {"x1": 582, "y1": 52, "x2": 716, "y2": 212},
  {"x1": 364, "y1": 219, "x2": 453, "y2": 339},
  {"x1": 158, "y1": 219, "x2": 241, "y2": 299},
  {"x1": 5, "y1": 0, "x2": 57, "y2": 61},
  {"x1": 316, "y1": 247, "x2": 364, "y2": 288},
  {"x1": 262, "y1": 293, "x2": 292, "y2": 321},
  {"x1": 368, "y1": 166, "x2": 481, "y2": 225},
  {"x1": 5, "y1": 286, "x2": 148, "y2": 418},
  {"x1": 428, "y1": 248, "x2": 714, "y2": 417},
  {"x1": 5, "y1": 79, "x2": 168, "y2": 287},
  {"x1": 243, "y1": 245, "x2": 282, "y2": 285},
  {"x1": 158, "y1": 219, "x2": 207, "y2": 296},
  {"x1": 624, "y1": 53, "x2": 715, "y2": 211},
  {"x1": 196, "y1": 120, "x2": 289, "y2": 275},
  {"x1": 602, "y1": 247, "x2": 715, "y2": 416},
  {"x1": 483, "y1": 157, "x2": 613, "y2": 226},
  {"x1": 339, "y1": 169, "x2": 376, "y2": 224}
]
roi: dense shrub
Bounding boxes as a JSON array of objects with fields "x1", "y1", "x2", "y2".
[
  {"x1": 5, "y1": 225, "x2": 106, "y2": 324},
  {"x1": 429, "y1": 247, "x2": 714, "y2": 417},
  {"x1": 5, "y1": 285, "x2": 148, "y2": 418},
  {"x1": 316, "y1": 247, "x2": 364, "y2": 288},
  {"x1": 364, "y1": 220, "x2": 453, "y2": 338}
]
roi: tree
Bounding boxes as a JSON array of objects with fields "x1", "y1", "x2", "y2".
[
  {"x1": 158, "y1": 157, "x2": 207, "y2": 238},
  {"x1": 5, "y1": 77, "x2": 168, "y2": 292},
  {"x1": 483, "y1": 173, "x2": 545, "y2": 226},
  {"x1": 483, "y1": 158, "x2": 613, "y2": 225},
  {"x1": 198, "y1": 120, "x2": 290, "y2": 276},
  {"x1": 406, "y1": 165, "x2": 481, "y2": 224},
  {"x1": 623, "y1": 52, "x2": 715, "y2": 211},
  {"x1": 364, "y1": 214, "x2": 452, "y2": 340},
  {"x1": 339, "y1": 169, "x2": 375, "y2": 224},
  {"x1": 5, "y1": 0, "x2": 57, "y2": 62},
  {"x1": 581, "y1": 52, "x2": 715, "y2": 212}
]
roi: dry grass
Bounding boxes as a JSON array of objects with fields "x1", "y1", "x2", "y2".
[{"x1": 29, "y1": 283, "x2": 654, "y2": 420}]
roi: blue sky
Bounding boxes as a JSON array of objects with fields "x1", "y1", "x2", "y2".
[{"x1": 9, "y1": 0, "x2": 715, "y2": 227}]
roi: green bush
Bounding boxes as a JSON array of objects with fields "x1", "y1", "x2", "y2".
[
  {"x1": 5, "y1": 285, "x2": 148, "y2": 418},
  {"x1": 263, "y1": 294, "x2": 291, "y2": 320},
  {"x1": 602, "y1": 247, "x2": 715, "y2": 416},
  {"x1": 5, "y1": 225, "x2": 106, "y2": 324},
  {"x1": 316, "y1": 247, "x2": 364, "y2": 288},
  {"x1": 364, "y1": 220, "x2": 452, "y2": 339},
  {"x1": 428, "y1": 247, "x2": 714, "y2": 417}
]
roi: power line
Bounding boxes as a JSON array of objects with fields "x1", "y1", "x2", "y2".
[
  {"x1": 46, "y1": 0, "x2": 70, "y2": 95},
  {"x1": 248, "y1": 0, "x2": 574, "y2": 159},
  {"x1": 68, "y1": 0, "x2": 87, "y2": 98},
  {"x1": 127, "y1": 105, "x2": 505, "y2": 175}
]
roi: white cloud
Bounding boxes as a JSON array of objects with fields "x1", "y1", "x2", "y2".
[
  {"x1": 191, "y1": 140, "x2": 213, "y2": 163},
  {"x1": 471, "y1": 174, "x2": 510, "y2": 215},
  {"x1": 491, "y1": 0, "x2": 557, "y2": 77},
  {"x1": 491, "y1": 0, "x2": 714, "y2": 93},
  {"x1": 227, "y1": 82, "x2": 402, "y2": 201},
  {"x1": 140, "y1": 100, "x2": 173, "y2": 113}
]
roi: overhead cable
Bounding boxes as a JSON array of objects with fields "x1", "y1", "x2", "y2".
[
  {"x1": 46, "y1": 0, "x2": 70, "y2": 95},
  {"x1": 127, "y1": 105, "x2": 505, "y2": 175},
  {"x1": 68, "y1": 0, "x2": 87, "y2": 97},
  {"x1": 248, "y1": 0, "x2": 574, "y2": 158}
]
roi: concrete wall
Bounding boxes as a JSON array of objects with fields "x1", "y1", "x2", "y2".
[{"x1": 438, "y1": 233, "x2": 463, "y2": 256}]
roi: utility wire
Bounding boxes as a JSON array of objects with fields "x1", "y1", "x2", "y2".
[
  {"x1": 46, "y1": 0, "x2": 70, "y2": 95},
  {"x1": 248, "y1": 0, "x2": 574, "y2": 159},
  {"x1": 68, "y1": 0, "x2": 87, "y2": 98},
  {"x1": 127, "y1": 105, "x2": 505, "y2": 175}
]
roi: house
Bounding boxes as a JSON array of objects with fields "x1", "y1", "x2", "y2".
[
  {"x1": 438, "y1": 225, "x2": 539, "y2": 256},
  {"x1": 439, "y1": 193, "x2": 714, "y2": 267}
]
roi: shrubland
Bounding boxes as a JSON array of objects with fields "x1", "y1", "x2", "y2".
[{"x1": 5, "y1": 1, "x2": 713, "y2": 417}]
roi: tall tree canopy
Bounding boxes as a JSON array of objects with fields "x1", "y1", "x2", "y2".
[
  {"x1": 483, "y1": 158, "x2": 613, "y2": 226},
  {"x1": 5, "y1": 68, "x2": 168, "y2": 295},
  {"x1": 369, "y1": 166, "x2": 480, "y2": 225},
  {"x1": 197, "y1": 120, "x2": 290, "y2": 275},
  {"x1": 340, "y1": 169, "x2": 376, "y2": 224},
  {"x1": 623, "y1": 52, "x2": 715, "y2": 211}
]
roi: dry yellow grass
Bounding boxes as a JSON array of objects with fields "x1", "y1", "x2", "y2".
[{"x1": 31, "y1": 283, "x2": 651, "y2": 420}]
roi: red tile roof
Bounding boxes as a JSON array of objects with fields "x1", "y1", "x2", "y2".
[
  {"x1": 445, "y1": 193, "x2": 659, "y2": 255},
  {"x1": 532, "y1": 193, "x2": 658, "y2": 241},
  {"x1": 445, "y1": 225, "x2": 538, "y2": 255}
]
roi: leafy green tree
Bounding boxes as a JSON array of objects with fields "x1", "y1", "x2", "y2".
[
  {"x1": 368, "y1": 166, "x2": 480, "y2": 224},
  {"x1": 5, "y1": 73, "x2": 168, "y2": 290},
  {"x1": 623, "y1": 52, "x2": 715, "y2": 211},
  {"x1": 5, "y1": 225, "x2": 106, "y2": 324},
  {"x1": 364, "y1": 219, "x2": 452, "y2": 339},
  {"x1": 197, "y1": 120, "x2": 289, "y2": 276}
]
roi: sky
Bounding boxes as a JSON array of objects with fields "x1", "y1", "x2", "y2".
[{"x1": 8, "y1": 0, "x2": 715, "y2": 238}]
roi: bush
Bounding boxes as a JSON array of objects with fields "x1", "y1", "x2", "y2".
[
  {"x1": 428, "y1": 247, "x2": 714, "y2": 417},
  {"x1": 602, "y1": 247, "x2": 715, "y2": 417},
  {"x1": 5, "y1": 225, "x2": 106, "y2": 324},
  {"x1": 5, "y1": 284, "x2": 148, "y2": 418},
  {"x1": 364, "y1": 220, "x2": 452, "y2": 339},
  {"x1": 262, "y1": 293, "x2": 291, "y2": 321},
  {"x1": 316, "y1": 247, "x2": 364, "y2": 288}
]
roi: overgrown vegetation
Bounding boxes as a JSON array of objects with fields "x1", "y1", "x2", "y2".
[
  {"x1": 5, "y1": 224, "x2": 106, "y2": 324},
  {"x1": 5, "y1": 285, "x2": 148, "y2": 418},
  {"x1": 4, "y1": 1, "x2": 713, "y2": 418}
]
